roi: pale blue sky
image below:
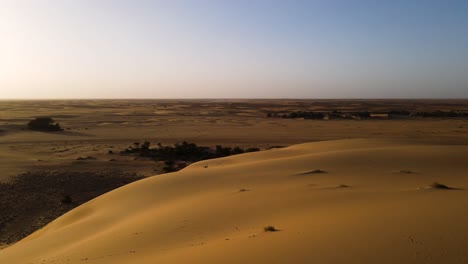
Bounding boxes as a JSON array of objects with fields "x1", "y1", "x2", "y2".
[{"x1": 1, "y1": 0, "x2": 467, "y2": 98}]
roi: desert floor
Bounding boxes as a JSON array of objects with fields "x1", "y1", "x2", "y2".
[
  {"x1": 1, "y1": 99, "x2": 468, "y2": 181},
  {"x1": 1, "y1": 99, "x2": 468, "y2": 263}
]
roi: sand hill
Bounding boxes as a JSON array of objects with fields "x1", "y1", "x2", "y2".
[{"x1": 1, "y1": 139, "x2": 468, "y2": 263}]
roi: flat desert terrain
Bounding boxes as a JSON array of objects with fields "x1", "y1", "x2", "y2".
[
  {"x1": 1, "y1": 99, "x2": 467, "y2": 180},
  {"x1": 1, "y1": 99, "x2": 468, "y2": 263}
]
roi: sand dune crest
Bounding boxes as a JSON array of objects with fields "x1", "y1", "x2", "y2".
[{"x1": 1, "y1": 139, "x2": 468, "y2": 263}]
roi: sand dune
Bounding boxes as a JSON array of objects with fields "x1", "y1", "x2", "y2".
[{"x1": 1, "y1": 139, "x2": 468, "y2": 263}]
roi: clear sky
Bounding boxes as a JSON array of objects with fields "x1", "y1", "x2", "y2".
[{"x1": 1, "y1": 0, "x2": 467, "y2": 99}]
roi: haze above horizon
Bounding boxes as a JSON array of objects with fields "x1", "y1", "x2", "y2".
[{"x1": 1, "y1": 0, "x2": 467, "y2": 99}]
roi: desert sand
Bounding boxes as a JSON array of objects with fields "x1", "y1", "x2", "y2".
[
  {"x1": 2, "y1": 99, "x2": 468, "y2": 181},
  {"x1": 1, "y1": 138, "x2": 468, "y2": 263}
]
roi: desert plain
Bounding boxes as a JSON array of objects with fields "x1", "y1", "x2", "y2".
[{"x1": 1, "y1": 99, "x2": 468, "y2": 263}]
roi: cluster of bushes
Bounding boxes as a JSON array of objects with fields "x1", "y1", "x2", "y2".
[
  {"x1": 27, "y1": 117, "x2": 63, "y2": 132},
  {"x1": 280, "y1": 111, "x2": 325, "y2": 119},
  {"x1": 267, "y1": 111, "x2": 325, "y2": 119},
  {"x1": 412, "y1": 111, "x2": 468, "y2": 118},
  {"x1": 267, "y1": 111, "x2": 370, "y2": 120},
  {"x1": 387, "y1": 110, "x2": 468, "y2": 118},
  {"x1": 388, "y1": 110, "x2": 411, "y2": 116},
  {"x1": 121, "y1": 141, "x2": 260, "y2": 172},
  {"x1": 267, "y1": 110, "x2": 468, "y2": 120}
]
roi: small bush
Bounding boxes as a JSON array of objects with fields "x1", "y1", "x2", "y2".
[
  {"x1": 399, "y1": 170, "x2": 414, "y2": 174},
  {"x1": 27, "y1": 117, "x2": 63, "y2": 132},
  {"x1": 430, "y1": 182, "x2": 452, "y2": 189},
  {"x1": 298, "y1": 169, "x2": 327, "y2": 175},
  {"x1": 311, "y1": 169, "x2": 326, "y2": 174},
  {"x1": 267, "y1": 146, "x2": 285, "y2": 150},
  {"x1": 336, "y1": 184, "x2": 350, "y2": 188},
  {"x1": 264, "y1": 226, "x2": 279, "y2": 232},
  {"x1": 163, "y1": 160, "x2": 177, "y2": 173},
  {"x1": 245, "y1": 147, "x2": 260, "y2": 153}
]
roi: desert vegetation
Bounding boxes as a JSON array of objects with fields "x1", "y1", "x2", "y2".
[
  {"x1": 27, "y1": 117, "x2": 63, "y2": 132},
  {"x1": 428, "y1": 182, "x2": 455, "y2": 190},
  {"x1": 415, "y1": 111, "x2": 468, "y2": 118},
  {"x1": 297, "y1": 169, "x2": 327, "y2": 176},
  {"x1": 264, "y1": 226, "x2": 279, "y2": 232},
  {"x1": 121, "y1": 141, "x2": 260, "y2": 172},
  {"x1": 336, "y1": 184, "x2": 350, "y2": 188},
  {"x1": 1, "y1": 100, "x2": 468, "y2": 263},
  {"x1": 266, "y1": 110, "x2": 468, "y2": 120}
]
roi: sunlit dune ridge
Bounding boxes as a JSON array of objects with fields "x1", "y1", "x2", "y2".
[{"x1": 2, "y1": 138, "x2": 468, "y2": 264}]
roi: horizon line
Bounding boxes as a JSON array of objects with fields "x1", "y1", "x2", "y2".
[{"x1": 1, "y1": 97, "x2": 468, "y2": 101}]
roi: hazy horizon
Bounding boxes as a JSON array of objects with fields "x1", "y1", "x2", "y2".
[
  {"x1": 1, "y1": 0, "x2": 468, "y2": 99},
  {"x1": 2, "y1": 97, "x2": 468, "y2": 101}
]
